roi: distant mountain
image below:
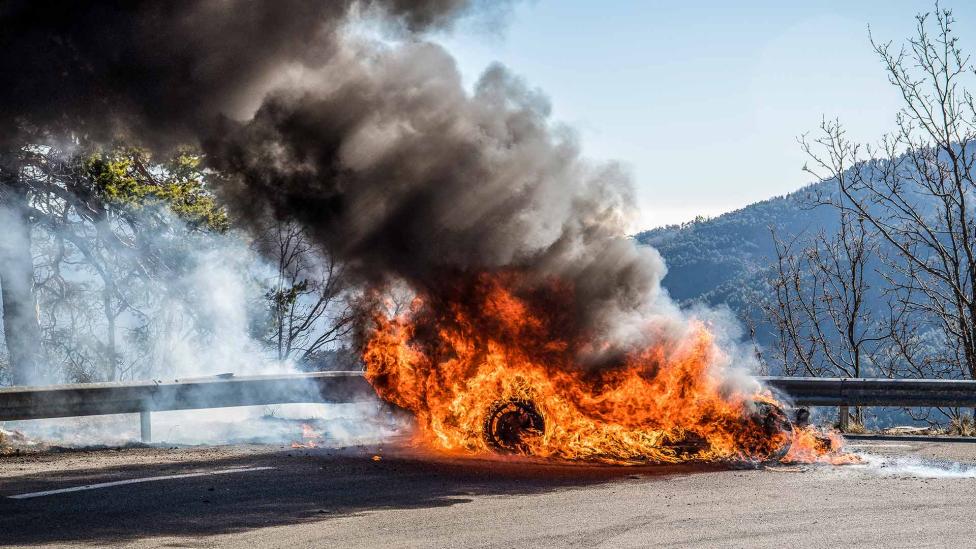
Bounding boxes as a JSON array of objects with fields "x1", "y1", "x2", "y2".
[{"x1": 634, "y1": 179, "x2": 840, "y2": 321}]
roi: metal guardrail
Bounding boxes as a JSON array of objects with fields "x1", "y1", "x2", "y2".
[
  {"x1": 760, "y1": 376, "x2": 976, "y2": 408},
  {"x1": 0, "y1": 371, "x2": 375, "y2": 442},
  {"x1": 3, "y1": 373, "x2": 976, "y2": 443}
]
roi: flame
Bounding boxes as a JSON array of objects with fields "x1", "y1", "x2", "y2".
[
  {"x1": 786, "y1": 426, "x2": 860, "y2": 465},
  {"x1": 363, "y1": 271, "x2": 850, "y2": 465},
  {"x1": 291, "y1": 423, "x2": 324, "y2": 449}
]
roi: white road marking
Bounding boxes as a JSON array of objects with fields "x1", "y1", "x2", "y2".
[
  {"x1": 848, "y1": 443, "x2": 913, "y2": 448},
  {"x1": 7, "y1": 466, "x2": 274, "y2": 499}
]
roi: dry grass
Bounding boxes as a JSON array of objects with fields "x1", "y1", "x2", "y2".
[
  {"x1": 947, "y1": 416, "x2": 976, "y2": 437},
  {"x1": 0, "y1": 427, "x2": 36, "y2": 455}
]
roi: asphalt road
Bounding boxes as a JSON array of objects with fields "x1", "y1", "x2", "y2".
[{"x1": 2, "y1": 439, "x2": 976, "y2": 548}]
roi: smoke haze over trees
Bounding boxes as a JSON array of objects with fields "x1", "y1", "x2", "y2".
[{"x1": 0, "y1": 0, "x2": 508, "y2": 384}]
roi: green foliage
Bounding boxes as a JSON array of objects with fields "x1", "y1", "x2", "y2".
[
  {"x1": 266, "y1": 280, "x2": 309, "y2": 312},
  {"x1": 84, "y1": 146, "x2": 229, "y2": 232}
]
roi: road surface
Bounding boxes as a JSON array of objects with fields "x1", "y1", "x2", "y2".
[{"x1": 1, "y1": 439, "x2": 975, "y2": 548}]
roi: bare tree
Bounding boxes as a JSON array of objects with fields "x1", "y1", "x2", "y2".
[
  {"x1": 762, "y1": 121, "x2": 890, "y2": 427},
  {"x1": 799, "y1": 7, "x2": 976, "y2": 425},
  {"x1": 765, "y1": 221, "x2": 885, "y2": 426},
  {"x1": 820, "y1": 8, "x2": 976, "y2": 382},
  {"x1": 262, "y1": 221, "x2": 354, "y2": 367},
  {"x1": 765, "y1": 219, "x2": 884, "y2": 381}
]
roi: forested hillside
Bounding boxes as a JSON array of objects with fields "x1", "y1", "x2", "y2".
[{"x1": 635, "y1": 180, "x2": 839, "y2": 325}]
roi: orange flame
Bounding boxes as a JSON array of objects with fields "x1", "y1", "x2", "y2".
[
  {"x1": 291, "y1": 423, "x2": 323, "y2": 449},
  {"x1": 785, "y1": 426, "x2": 860, "y2": 465},
  {"x1": 362, "y1": 271, "x2": 850, "y2": 465}
]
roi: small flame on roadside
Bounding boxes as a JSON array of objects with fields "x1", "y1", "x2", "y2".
[
  {"x1": 363, "y1": 270, "x2": 855, "y2": 465},
  {"x1": 291, "y1": 423, "x2": 324, "y2": 449},
  {"x1": 786, "y1": 427, "x2": 860, "y2": 465}
]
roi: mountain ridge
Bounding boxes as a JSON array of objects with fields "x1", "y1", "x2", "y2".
[{"x1": 634, "y1": 178, "x2": 840, "y2": 317}]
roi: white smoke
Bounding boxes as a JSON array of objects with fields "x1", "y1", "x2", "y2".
[
  {"x1": 1, "y1": 202, "x2": 393, "y2": 448},
  {"x1": 854, "y1": 452, "x2": 976, "y2": 479},
  {"x1": 147, "y1": 237, "x2": 282, "y2": 379},
  {"x1": 5, "y1": 402, "x2": 405, "y2": 449}
]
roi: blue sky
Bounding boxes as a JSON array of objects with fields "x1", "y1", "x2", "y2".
[{"x1": 432, "y1": 1, "x2": 976, "y2": 229}]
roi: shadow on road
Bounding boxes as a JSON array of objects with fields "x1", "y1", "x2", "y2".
[{"x1": 0, "y1": 445, "x2": 727, "y2": 546}]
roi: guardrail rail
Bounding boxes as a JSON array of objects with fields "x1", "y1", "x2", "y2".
[
  {"x1": 0, "y1": 371, "x2": 375, "y2": 442},
  {"x1": 3, "y1": 373, "x2": 976, "y2": 442}
]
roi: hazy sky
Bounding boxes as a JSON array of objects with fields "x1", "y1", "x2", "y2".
[{"x1": 433, "y1": 1, "x2": 976, "y2": 230}]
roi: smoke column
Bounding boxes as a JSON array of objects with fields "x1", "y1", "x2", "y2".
[
  {"x1": 0, "y1": 1, "x2": 702, "y2": 369},
  {"x1": 0, "y1": 1, "x2": 479, "y2": 146}
]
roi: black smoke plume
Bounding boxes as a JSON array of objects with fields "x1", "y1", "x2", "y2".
[
  {"x1": 1, "y1": 0, "x2": 676, "y2": 365},
  {"x1": 0, "y1": 0, "x2": 475, "y2": 145}
]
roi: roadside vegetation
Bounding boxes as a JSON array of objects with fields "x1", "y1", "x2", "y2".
[{"x1": 0, "y1": 144, "x2": 353, "y2": 385}]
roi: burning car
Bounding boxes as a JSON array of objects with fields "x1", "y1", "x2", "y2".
[
  {"x1": 482, "y1": 396, "x2": 799, "y2": 463},
  {"x1": 363, "y1": 271, "x2": 845, "y2": 466}
]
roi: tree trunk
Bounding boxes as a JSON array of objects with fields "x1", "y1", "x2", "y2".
[
  {"x1": 0, "y1": 157, "x2": 44, "y2": 385},
  {"x1": 95, "y1": 218, "x2": 119, "y2": 381}
]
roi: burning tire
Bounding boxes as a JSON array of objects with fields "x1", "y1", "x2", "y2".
[
  {"x1": 737, "y1": 400, "x2": 793, "y2": 462},
  {"x1": 483, "y1": 398, "x2": 545, "y2": 454}
]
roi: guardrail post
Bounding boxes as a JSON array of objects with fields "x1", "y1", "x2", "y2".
[
  {"x1": 838, "y1": 405, "x2": 849, "y2": 432},
  {"x1": 140, "y1": 410, "x2": 151, "y2": 443}
]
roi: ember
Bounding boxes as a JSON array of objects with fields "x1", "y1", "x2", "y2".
[{"x1": 363, "y1": 271, "x2": 850, "y2": 465}]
